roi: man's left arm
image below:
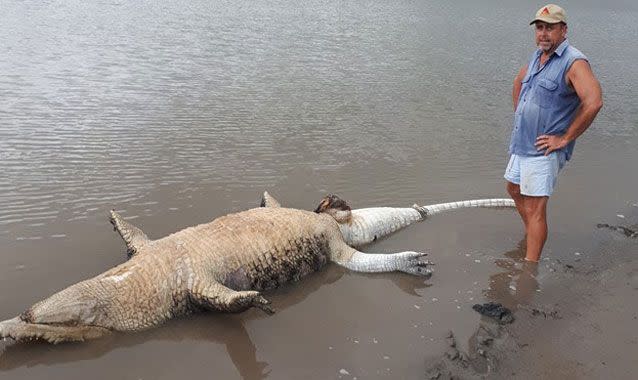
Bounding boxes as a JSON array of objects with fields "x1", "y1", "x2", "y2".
[{"x1": 535, "y1": 60, "x2": 603, "y2": 155}]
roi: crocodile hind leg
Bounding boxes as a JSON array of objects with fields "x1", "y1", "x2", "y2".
[
  {"x1": 191, "y1": 282, "x2": 275, "y2": 315},
  {"x1": 333, "y1": 245, "x2": 434, "y2": 278},
  {"x1": 109, "y1": 210, "x2": 151, "y2": 258}
]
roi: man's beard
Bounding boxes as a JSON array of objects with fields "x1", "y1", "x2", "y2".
[{"x1": 538, "y1": 41, "x2": 553, "y2": 52}]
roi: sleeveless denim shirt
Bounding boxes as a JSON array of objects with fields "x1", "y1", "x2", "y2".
[{"x1": 508, "y1": 40, "x2": 587, "y2": 161}]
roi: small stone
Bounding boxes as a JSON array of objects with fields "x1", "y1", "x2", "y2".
[
  {"x1": 339, "y1": 369, "x2": 350, "y2": 375},
  {"x1": 617, "y1": 214, "x2": 625, "y2": 218},
  {"x1": 575, "y1": 252, "x2": 582, "y2": 256},
  {"x1": 414, "y1": 304, "x2": 421, "y2": 309}
]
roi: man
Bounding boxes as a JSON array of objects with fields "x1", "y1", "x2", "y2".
[{"x1": 505, "y1": 4, "x2": 603, "y2": 262}]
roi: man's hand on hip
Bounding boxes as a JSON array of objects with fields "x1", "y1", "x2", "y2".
[{"x1": 535, "y1": 134, "x2": 568, "y2": 155}]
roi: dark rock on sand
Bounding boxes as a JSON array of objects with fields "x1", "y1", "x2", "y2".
[{"x1": 472, "y1": 303, "x2": 515, "y2": 324}]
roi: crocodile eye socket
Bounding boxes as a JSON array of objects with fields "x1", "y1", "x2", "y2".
[
  {"x1": 313, "y1": 198, "x2": 331, "y2": 213},
  {"x1": 327, "y1": 195, "x2": 351, "y2": 211}
]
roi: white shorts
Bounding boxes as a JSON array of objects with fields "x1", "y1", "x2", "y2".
[{"x1": 504, "y1": 152, "x2": 567, "y2": 197}]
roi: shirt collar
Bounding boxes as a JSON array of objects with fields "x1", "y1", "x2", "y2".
[{"x1": 554, "y1": 39, "x2": 569, "y2": 57}]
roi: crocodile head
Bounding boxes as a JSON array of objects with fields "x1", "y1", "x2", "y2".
[{"x1": 314, "y1": 194, "x2": 352, "y2": 224}]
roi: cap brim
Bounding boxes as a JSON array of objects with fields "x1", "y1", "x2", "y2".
[{"x1": 530, "y1": 17, "x2": 564, "y2": 25}]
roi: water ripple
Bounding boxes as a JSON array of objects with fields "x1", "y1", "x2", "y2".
[{"x1": 0, "y1": 0, "x2": 635, "y2": 235}]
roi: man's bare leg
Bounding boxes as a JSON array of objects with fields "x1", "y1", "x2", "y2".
[
  {"x1": 522, "y1": 195, "x2": 549, "y2": 262},
  {"x1": 506, "y1": 182, "x2": 528, "y2": 229}
]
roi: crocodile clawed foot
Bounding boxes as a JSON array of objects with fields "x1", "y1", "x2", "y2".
[
  {"x1": 252, "y1": 294, "x2": 275, "y2": 315},
  {"x1": 400, "y1": 251, "x2": 434, "y2": 278}
]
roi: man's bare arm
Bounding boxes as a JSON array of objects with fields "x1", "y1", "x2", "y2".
[
  {"x1": 535, "y1": 60, "x2": 603, "y2": 155},
  {"x1": 562, "y1": 60, "x2": 604, "y2": 142},
  {"x1": 512, "y1": 66, "x2": 528, "y2": 111}
]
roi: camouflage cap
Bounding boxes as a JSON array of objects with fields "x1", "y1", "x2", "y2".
[{"x1": 530, "y1": 4, "x2": 567, "y2": 25}]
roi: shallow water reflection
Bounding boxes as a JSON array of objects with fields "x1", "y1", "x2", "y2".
[{"x1": 486, "y1": 240, "x2": 540, "y2": 311}]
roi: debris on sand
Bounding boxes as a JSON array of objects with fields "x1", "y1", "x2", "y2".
[
  {"x1": 472, "y1": 303, "x2": 515, "y2": 324},
  {"x1": 520, "y1": 305, "x2": 562, "y2": 320},
  {"x1": 596, "y1": 223, "x2": 638, "y2": 238}
]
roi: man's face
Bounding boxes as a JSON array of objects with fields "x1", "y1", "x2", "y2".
[{"x1": 534, "y1": 21, "x2": 567, "y2": 52}]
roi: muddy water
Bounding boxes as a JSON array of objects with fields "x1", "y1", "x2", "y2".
[{"x1": 1, "y1": 0, "x2": 637, "y2": 378}]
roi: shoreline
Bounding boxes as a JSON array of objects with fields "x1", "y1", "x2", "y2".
[{"x1": 425, "y1": 212, "x2": 637, "y2": 379}]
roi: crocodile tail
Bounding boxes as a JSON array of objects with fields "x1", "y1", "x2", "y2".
[
  {"x1": 109, "y1": 210, "x2": 151, "y2": 258},
  {"x1": 412, "y1": 198, "x2": 516, "y2": 217},
  {"x1": 0, "y1": 316, "x2": 110, "y2": 344}
]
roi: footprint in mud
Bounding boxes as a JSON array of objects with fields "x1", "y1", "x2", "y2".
[{"x1": 424, "y1": 322, "x2": 519, "y2": 380}]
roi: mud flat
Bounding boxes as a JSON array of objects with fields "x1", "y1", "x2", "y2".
[{"x1": 425, "y1": 210, "x2": 638, "y2": 379}]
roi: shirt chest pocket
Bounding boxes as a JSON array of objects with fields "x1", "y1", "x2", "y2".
[{"x1": 535, "y1": 78, "x2": 559, "y2": 108}]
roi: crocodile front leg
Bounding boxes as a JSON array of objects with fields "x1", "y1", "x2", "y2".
[
  {"x1": 334, "y1": 247, "x2": 433, "y2": 278},
  {"x1": 191, "y1": 282, "x2": 275, "y2": 315}
]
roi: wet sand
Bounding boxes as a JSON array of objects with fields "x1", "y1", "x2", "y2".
[
  {"x1": 425, "y1": 205, "x2": 638, "y2": 379},
  {"x1": 1, "y1": 195, "x2": 636, "y2": 379}
]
